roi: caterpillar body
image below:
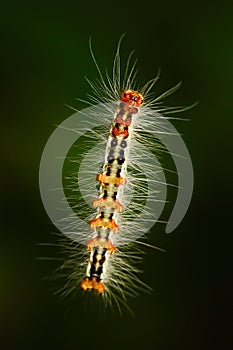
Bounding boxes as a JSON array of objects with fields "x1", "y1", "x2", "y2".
[
  {"x1": 39, "y1": 37, "x2": 194, "y2": 313},
  {"x1": 81, "y1": 91, "x2": 144, "y2": 294}
]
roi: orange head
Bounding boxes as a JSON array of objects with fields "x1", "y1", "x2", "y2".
[{"x1": 121, "y1": 90, "x2": 144, "y2": 107}]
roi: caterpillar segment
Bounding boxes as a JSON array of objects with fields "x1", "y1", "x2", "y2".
[
  {"x1": 93, "y1": 198, "x2": 124, "y2": 213},
  {"x1": 97, "y1": 173, "x2": 126, "y2": 186},
  {"x1": 90, "y1": 217, "x2": 119, "y2": 231},
  {"x1": 86, "y1": 237, "x2": 116, "y2": 254},
  {"x1": 81, "y1": 90, "x2": 143, "y2": 294}
]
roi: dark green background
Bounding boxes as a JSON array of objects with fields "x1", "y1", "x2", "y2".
[{"x1": 1, "y1": 1, "x2": 232, "y2": 349}]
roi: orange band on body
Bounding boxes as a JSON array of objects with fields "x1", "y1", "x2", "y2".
[
  {"x1": 112, "y1": 127, "x2": 129, "y2": 138},
  {"x1": 90, "y1": 217, "x2": 119, "y2": 231},
  {"x1": 86, "y1": 237, "x2": 116, "y2": 254},
  {"x1": 81, "y1": 277, "x2": 105, "y2": 294},
  {"x1": 93, "y1": 198, "x2": 123, "y2": 212},
  {"x1": 97, "y1": 173, "x2": 126, "y2": 185}
]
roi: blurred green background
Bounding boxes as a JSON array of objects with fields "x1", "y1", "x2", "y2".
[{"x1": 1, "y1": 1, "x2": 232, "y2": 349}]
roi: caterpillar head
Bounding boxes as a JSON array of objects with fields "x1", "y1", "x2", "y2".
[{"x1": 121, "y1": 90, "x2": 144, "y2": 107}]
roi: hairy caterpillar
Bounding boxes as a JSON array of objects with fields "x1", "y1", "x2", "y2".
[{"x1": 39, "y1": 36, "x2": 194, "y2": 314}]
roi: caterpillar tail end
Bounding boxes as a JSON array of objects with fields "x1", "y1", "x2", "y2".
[{"x1": 81, "y1": 277, "x2": 105, "y2": 294}]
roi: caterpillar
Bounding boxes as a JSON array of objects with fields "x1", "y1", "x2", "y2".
[
  {"x1": 39, "y1": 36, "x2": 194, "y2": 314},
  {"x1": 81, "y1": 89, "x2": 145, "y2": 295}
]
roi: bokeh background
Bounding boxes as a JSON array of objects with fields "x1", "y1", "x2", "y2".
[{"x1": 1, "y1": 1, "x2": 232, "y2": 349}]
